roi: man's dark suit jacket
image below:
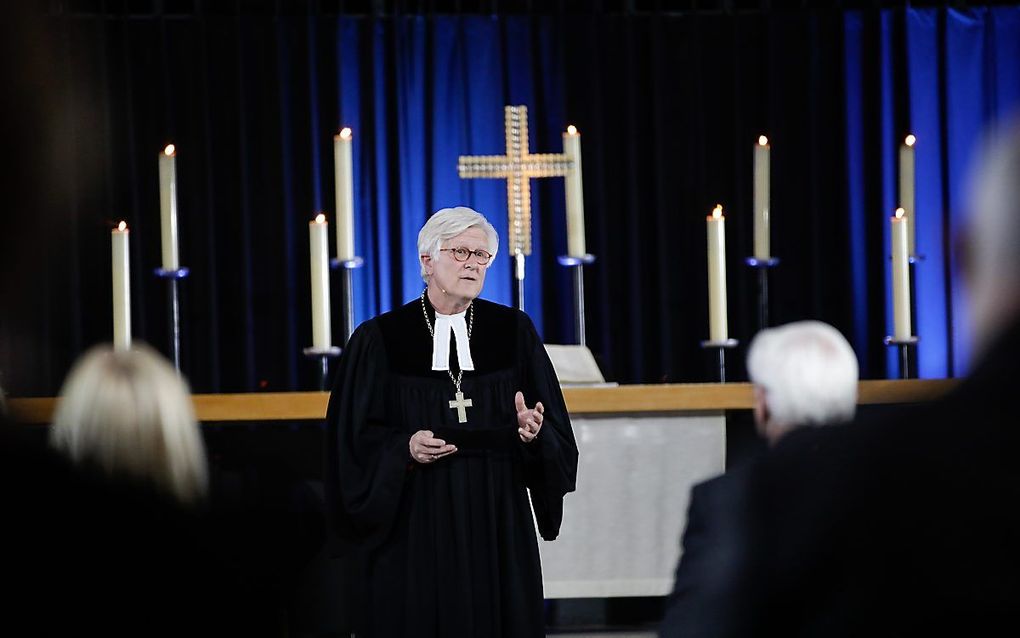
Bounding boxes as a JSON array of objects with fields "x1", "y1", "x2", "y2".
[
  {"x1": 736, "y1": 320, "x2": 1020, "y2": 637},
  {"x1": 659, "y1": 463, "x2": 755, "y2": 638}
]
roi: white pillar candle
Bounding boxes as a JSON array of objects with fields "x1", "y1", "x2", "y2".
[
  {"x1": 899, "y1": 135, "x2": 916, "y2": 257},
  {"x1": 309, "y1": 213, "x2": 332, "y2": 350},
  {"x1": 706, "y1": 205, "x2": 728, "y2": 342},
  {"x1": 334, "y1": 128, "x2": 355, "y2": 261},
  {"x1": 158, "y1": 144, "x2": 180, "y2": 271},
  {"x1": 563, "y1": 125, "x2": 587, "y2": 257},
  {"x1": 112, "y1": 221, "x2": 132, "y2": 351},
  {"x1": 753, "y1": 136, "x2": 771, "y2": 260},
  {"x1": 891, "y1": 207, "x2": 911, "y2": 340}
]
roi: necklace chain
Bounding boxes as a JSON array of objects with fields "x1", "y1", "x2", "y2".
[{"x1": 421, "y1": 290, "x2": 474, "y2": 392}]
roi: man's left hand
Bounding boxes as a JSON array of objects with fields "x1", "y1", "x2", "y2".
[{"x1": 515, "y1": 391, "x2": 544, "y2": 443}]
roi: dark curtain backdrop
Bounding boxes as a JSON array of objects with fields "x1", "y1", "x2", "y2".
[{"x1": 3, "y1": 5, "x2": 1020, "y2": 396}]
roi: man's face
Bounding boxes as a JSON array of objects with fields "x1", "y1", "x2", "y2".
[{"x1": 423, "y1": 227, "x2": 490, "y2": 304}]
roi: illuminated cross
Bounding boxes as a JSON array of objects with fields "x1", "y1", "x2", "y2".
[
  {"x1": 449, "y1": 391, "x2": 473, "y2": 424},
  {"x1": 458, "y1": 105, "x2": 573, "y2": 256}
]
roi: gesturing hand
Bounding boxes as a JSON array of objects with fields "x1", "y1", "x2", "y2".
[
  {"x1": 515, "y1": 391, "x2": 544, "y2": 443},
  {"x1": 410, "y1": 430, "x2": 457, "y2": 464}
]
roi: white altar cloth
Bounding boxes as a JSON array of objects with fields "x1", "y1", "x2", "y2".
[{"x1": 539, "y1": 412, "x2": 727, "y2": 598}]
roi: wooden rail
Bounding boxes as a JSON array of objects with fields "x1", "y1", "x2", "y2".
[{"x1": 6, "y1": 379, "x2": 956, "y2": 424}]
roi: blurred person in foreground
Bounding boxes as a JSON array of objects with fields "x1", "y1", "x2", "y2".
[
  {"x1": 0, "y1": 343, "x2": 282, "y2": 636},
  {"x1": 660, "y1": 320, "x2": 858, "y2": 637},
  {"x1": 733, "y1": 122, "x2": 1020, "y2": 637},
  {"x1": 50, "y1": 343, "x2": 208, "y2": 504}
]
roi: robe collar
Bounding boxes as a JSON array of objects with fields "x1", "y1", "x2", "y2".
[{"x1": 430, "y1": 305, "x2": 475, "y2": 372}]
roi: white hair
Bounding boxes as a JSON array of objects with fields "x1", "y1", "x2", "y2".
[
  {"x1": 965, "y1": 118, "x2": 1020, "y2": 352},
  {"x1": 50, "y1": 343, "x2": 208, "y2": 505},
  {"x1": 746, "y1": 321, "x2": 859, "y2": 428},
  {"x1": 417, "y1": 206, "x2": 499, "y2": 282}
]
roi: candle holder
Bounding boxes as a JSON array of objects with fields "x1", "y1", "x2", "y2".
[
  {"x1": 514, "y1": 252, "x2": 526, "y2": 311},
  {"x1": 154, "y1": 267, "x2": 191, "y2": 372},
  {"x1": 699, "y1": 338, "x2": 740, "y2": 383},
  {"x1": 557, "y1": 254, "x2": 596, "y2": 347},
  {"x1": 744, "y1": 256, "x2": 780, "y2": 331},
  {"x1": 330, "y1": 256, "x2": 364, "y2": 346},
  {"x1": 883, "y1": 336, "x2": 918, "y2": 379},
  {"x1": 303, "y1": 346, "x2": 343, "y2": 391}
]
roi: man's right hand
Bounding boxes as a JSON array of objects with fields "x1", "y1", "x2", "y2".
[{"x1": 409, "y1": 430, "x2": 457, "y2": 464}]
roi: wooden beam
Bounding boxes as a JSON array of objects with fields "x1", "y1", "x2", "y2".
[{"x1": 6, "y1": 379, "x2": 956, "y2": 424}]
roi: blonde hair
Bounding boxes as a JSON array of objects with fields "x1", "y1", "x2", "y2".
[{"x1": 50, "y1": 344, "x2": 208, "y2": 505}]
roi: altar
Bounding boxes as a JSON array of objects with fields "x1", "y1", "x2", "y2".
[{"x1": 540, "y1": 410, "x2": 726, "y2": 598}]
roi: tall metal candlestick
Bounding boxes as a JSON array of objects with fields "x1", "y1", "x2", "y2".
[{"x1": 557, "y1": 253, "x2": 596, "y2": 346}]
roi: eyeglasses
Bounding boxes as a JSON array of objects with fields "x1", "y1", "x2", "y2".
[{"x1": 440, "y1": 246, "x2": 492, "y2": 265}]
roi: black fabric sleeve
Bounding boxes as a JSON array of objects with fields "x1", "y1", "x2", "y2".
[
  {"x1": 517, "y1": 311, "x2": 579, "y2": 541},
  {"x1": 324, "y1": 321, "x2": 412, "y2": 547}
]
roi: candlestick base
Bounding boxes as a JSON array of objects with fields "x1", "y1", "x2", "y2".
[
  {"x1": 743, "y1": 257, "x2": 780, "y2": 268},
  {"x1": 908, "y1": 254, "x2": 925, "y2": 264},
  {"x1": 330, "y1": 257, "x2": 364, "y2": 270},
  {"x1": 154, "y1": 267, "x2": 191, "y2": 279},
  {"x1": 556, "y1": 254, "x2": 597, "y2": 267},
  {"x1": 153, "y1": 266, "x2": 190, "y2": 373},
  {"x1": 699, "y1": 339, "x2": 740, "y2": 383},
  {"x1": 330, "y1": 256, "x2": 363, "y2": 346},
  {"x1": 883, "y1": 336, "x2": 919, "y2": 380},
  {"x1": 303, "y1": 346, "x2": 343, "y2": 391},
  {"x1": 557, "y1": 254, "x2": 596, "y2": 346},
  {"x1": 745, "y1": 256, "x2": 780, "y2": 330}
]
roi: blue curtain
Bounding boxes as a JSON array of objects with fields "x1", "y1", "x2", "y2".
[
  {"x1": 10, "y1": 6, "x2": 1020, "y2": 395},
  {"x1": 13, "y1": 13, "x2": 568, "y2": 395},
  {"x1": 303, "y1": 16, "x2": 565, "y2": 335},
  {"x1": 844, "y1": 6, "x2": 1020, "y2": 379}
]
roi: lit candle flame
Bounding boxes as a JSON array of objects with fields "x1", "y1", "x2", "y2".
[
  {"x1": 895, "y1": 207, "x2": 905, "y2": 219},
  {"x1": 314, "y1": 213, "x2": 326, "y2": 224},
  {"x1": 905, "y1": 134, "x2": 916, "y2": 147},
  {"x1": 758, "y1": 135, "x2": 769, "y2": 146},
  {"x1": 163, "y1": 144, "x2": 175, "y2": 157},
  {"x1": 339, "y1": 127, "x2": 352, "y2": 140},
  {"x1": 117, "y1": 221, "x2": 127, "y2": 231},
  {"x1": 566, "y1": 125, "x2": 578, "y2": 135},
  {"x1": 712, "y1": 205, "x2": 724, "y2": 219}
]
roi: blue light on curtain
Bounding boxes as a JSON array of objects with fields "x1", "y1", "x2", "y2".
[
  {"x1": 311, "y1": 16, "x2": 566, "y2": 337},
  {"x1": 905, "y1": 8, "x2": 949, "y2": 379},
  {"x1": 845, "y1": 6, "x2": 1020, "y2": 379},
  {"x1": 879, "y1": 9, "x2": 899, "y2": 378},
  {"x1": 944, "y1": 8, "x2": 986, "y2": 376},
  {"x1": 844, "y1": 12, "x2": 871, "y2": 375}
]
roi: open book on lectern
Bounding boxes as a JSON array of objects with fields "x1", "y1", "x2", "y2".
[{"x1": 543, "y1": 344, "x2": 617, "y2": 388}]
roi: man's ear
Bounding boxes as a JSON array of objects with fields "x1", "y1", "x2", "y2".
[{"x1": 752, "y1": 385, "x2": 770, "y2": 436}]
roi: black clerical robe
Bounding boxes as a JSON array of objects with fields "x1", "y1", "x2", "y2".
[{"x1": 325, "y1": 297, "x2": 578, "y2": 637}]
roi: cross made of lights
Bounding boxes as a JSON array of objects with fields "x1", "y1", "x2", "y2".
[{"x1": 458, "y1": 105, "x2": 572, "y2": 256}]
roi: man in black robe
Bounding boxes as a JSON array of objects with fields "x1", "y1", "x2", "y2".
[{"x1": 325, "y1": 206, "x2": 578, "y2": 637}]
